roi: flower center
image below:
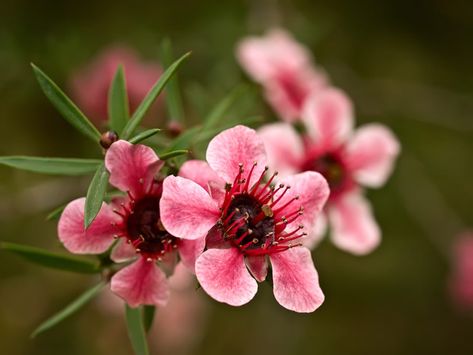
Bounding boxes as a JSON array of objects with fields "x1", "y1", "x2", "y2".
[
  {"x1": 114, "y1": 190, "x2": 177, "y2": 261},
  {"x1": 302, "y1": 151, "x2": 352, "y2": 200},
  {"x1": 217, "y1": 163, "x2": 306, "y2": 256}
]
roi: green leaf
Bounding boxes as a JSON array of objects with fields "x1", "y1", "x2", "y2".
[
  {"x1": 121, "y1": 52, "x2": 191, "y2": 140},
  {"x1": 0, "y1": 242, "x2": 101, "y2": 273},
  {"x1": 108, "y1": 65, "x2": 129, "y2": 134},
  {"x1": 84, "y1": 163, "x2": 109, "y2": 228},
  {"x1": 46, "y1": 203, "x2": 67, "y2": 221},
  {"x1": 161, "y1": 38, "x2": 184, "y2": 122},
  {"x1": 31, "y1": 64, "x2": 101, "y2": 142},
  {"x1": 125, "y1": 305, "x2": 150, "y2": 355},
  {"x1": 129, "y1": 128, "x2": 161, "y2": 144},
  {"x1": 159, "y1": 149, "x2": 188, "y2": 160},
  {"x1": 142, "y1": 305, "x2": 156, "y2": 333},
  {"x1": 164, "y1": 125, "x2": 201, "y2": 152},
  {"x1": 0, "y1": 156, "x2": 102, "y2": 175},
  {"x1": 203, "y1": 85, "x2": 246, "y2": 130},
  {"x1": 31, "y1": 282, "x2": 106, "y2": 338}
]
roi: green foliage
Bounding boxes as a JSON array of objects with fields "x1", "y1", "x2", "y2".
[
  {"x1": 108, "y1": 65, "x2": 130, "y2": 133},
  {"x1": 84, "y1": 163, "x2": 109, "y2": 228},
  {"x1": 125, "y1": 305, "x2": 150, "y2": 355},
  {"x1": 142, "y1": 305, "x2": 156, "y2": 333},
  {"x1": 129, "y1": 128, "x2": 161, "y2": 144},
  {"x1": 0, "y1": 156, "x2": 102, "y2": 175},
  {"x1": 31, "y1": 64, "x2": 101, "y2": 142},
  {"x1": 0, "y1": 242, "x2": 100, "y2": 273}
]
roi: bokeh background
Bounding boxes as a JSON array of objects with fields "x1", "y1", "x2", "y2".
[{"x1": 1, "y1": 0, "x2": 472, "y2": 354}]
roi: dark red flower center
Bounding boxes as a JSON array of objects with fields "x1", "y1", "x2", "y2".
[
  {"x1": 217, "y1": 163, "x2": 306, "y2": 256},
  {"x1": 301, "y1": 151, "x2": 353, "y2": 200},
  {"x1": 113, "y1": 183, "x2": 177, "y2": 261}
]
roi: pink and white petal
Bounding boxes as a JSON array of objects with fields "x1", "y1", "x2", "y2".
[
  {"x1": 302, "y1": 88, "x2": 354, "y2": 147},
  {"x1": 178, "y1": 237, "x2": 206, "y2": 273},
  {"x1": 275, "y1": 171, "x2": 330, "y2": 236},
  {"x1": 195, "y1": 248, "x2": 257, "y2": 306},
  {"x1": 206, "y1": 226, "x2": 231, "y2": 249},
  {"x1": 257, "y1": 123, "x2": 304, "y2": 175},
  {"x1": 58, "y1": 198, "x2": 119, "y2": 254},
  {"x1": 179, "y1": 160, "x2": 226, "y2": 204},
  {"x1": 111, "y1": 238, "x2": 137, "y2": 263},
  {"x1": 303, "y1": 212, "x2": 327, "y2": 250},
  {"x1": 159, "y1": 251, "x2": 179, "y2": 276},
  {"x1": 329, "y1": 193, "x2": 381, "y2": 255},
  {"x1": 245, "y1": 255, "x2": 268, "y2": 282},
  {"x1": 160, "y1": 176, "x2": 220, "y2": 240},
  {"x1": 346, "y1": 124, "x2": 400, "y2": 188},
  {"x1": 110, "y1": 258, "x2": 169, "y2": 307},
  {"x1": 270, "y1": 247, "x2": 324, "y2": 313},
  {"x1": 206, "y1": 125, "x2": 267, "y2": 186},
  {"x1": 105, "y1": 140, "x2": 164, "y2": 197}
]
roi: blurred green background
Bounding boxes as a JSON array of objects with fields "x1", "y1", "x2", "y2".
[{"x1": 1, "y1": 0, "x2": 472, "y2": 354}]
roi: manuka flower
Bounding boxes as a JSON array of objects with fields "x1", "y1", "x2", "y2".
[
  {"x1": 70, "y1": 46, "x2": 163, "y2": 124},
  {"x1": 258, "y1": 88, "x2": 400, "y2": 254},
  {"x1": 160, "y1": 125, "x2": 329, "y2": 313},
  {"x1": 58, "y1": 140, "x2": 203, "y2": 307},
  {"x1": 236, "y1": 28, "x2": 327, "y2": 122},
  {"x1": 449, "y1": 232, "x2": 473, "y2": 310}
]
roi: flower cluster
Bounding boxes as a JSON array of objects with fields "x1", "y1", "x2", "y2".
[{"x1": 238, "y1": 29, "x2": 400, "y2": 254}]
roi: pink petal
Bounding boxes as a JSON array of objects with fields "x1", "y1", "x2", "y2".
[
  {"x1": 178, "y1": 237, "x2": 206, "y2": 273},
  {"x1": 195, "y1": 248, "x2": 257, "y2": 306},
  {"x1": 245, "y1": 255, "x2": 268, "y2": 282},
  {"x1": 275, "y1": 171, "x2": 330, "y2": 237},
  {"x1": 58, "y1": 198, "x2": 119, "y2": 254},
  {"x1": 329, "y1": 193, "x2": 381, "y2": 255},
  {"x1": 270, "y1": 247, "x2": 324, "y2": 313},
  {"x1": 105, "y1": 140, "x2": 163, "y2": 197},
  {"x1": 206, "y1": 125, "x2": 267, "y2": 186},
  {"x1": 179, "y1": 160, "x2": 225, "y2": 204},
  {"x1": 159, "y1": 251, "x2": 179, "y2": 276},
  {"x1": 110, "y1": 258, "x2": 169, "y2": 307},
  {"x1": 257, "y1": 123, "x2": 304, "y2": 175},
  {"x1": 160, "y1": 176, "x2": 220, "y2": 240},
  {"x1": 346, "y1": 124, "x2": 400, "y2": 188},
  {"x1": 302, "y1": 88, "x2": 354, "y2": 147},
  {"x1": 303, "y1": 212, "x2": 327, "y2": 250},
  {"x1": 110, "y1": 238, "x2": 137, "y2": 263}
]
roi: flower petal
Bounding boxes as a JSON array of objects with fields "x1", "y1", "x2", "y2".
[
  {"x1": 160, "y1": 176, "x2": 220, "y2": 240},
  {"x1": 275, "y1": 171, "x2": 330, "y2": 237},
  {"x1": 270, "y1": 247, "x2": 324, "y2": 313},
  {"x1": 105, "y1": 140, "x2": 163, "y2": 197},
  {"x1": 303, "y1": 212, "x2": 327, "y2": 250},
  {"x1": 302, "y1": 88, "x2": 354, "y2": 147},
  {"x1": 111, "y1": 238, "x2": 137, "y2": 263},
  {"x1": 58, "y1": 198, "x2": 119, "y2": 254},
  {"x1": 179, "y1": 160, "x2": 225, "y2": 204},
  {"x1": 110, "y1": 258, "x2": 169, "y2": 307},
  {"x1": 346, "y1": 124, "x2": 400, "y2": 188},
  {"x1": 329, "y1": 193, "x2": 381, "y2": 255},
  {"x1": 195, "y1": 248, "x2": 257, "y2": 306},
  {"x1": 206, "y1": 125, "x2": 267, "y2": 186},
  {"x1": 245, "y1": 255, "x2": 268, "y2": 282},
  {"x1": 178, "y1": 237, "x2": 206, "y2": 273},
  {"x1": 257, "y1": 123, "x2": 304, "y2": 176}
]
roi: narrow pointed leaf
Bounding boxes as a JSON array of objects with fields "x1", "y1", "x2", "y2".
[
  {"x1": 31, "y1": 64, "x2": 101, "y2": 142},
  {"x1": 31, "y1": 282, "x2": 106, "y2": 338},
  {"x1": 142, "y1": 305, "x2": 156, "y2": 333},
  {"x1": 108, "y1": 65, "x2": 129, "y2": 134},
  {"x1": 126, "y1": 305, "x2": 150, "y2": 355},
  {"x1": 84, "y1": 163, "x2": 109, "y2": 228},
  {"x1": 0, "y1": 156, "x2": 102, "y2": 175},
  {"x1": 159, "y1": 149, "x2": 188, "y2": 160},
  {"x1": 121, "y1": 52, "x2": 191, "y2": 140},
  {"x1": 161, "y1": 38, "x2": 184, "y2": 122},
  {"x1": 0, "y1": 242, "x2": 100, "y2": 273},
  {"x1": 129, "y1": 128, "x2": 161, "y2": 144},
  {"x1": 165, "y1": 125, "x2": 201, "y2": 152}
]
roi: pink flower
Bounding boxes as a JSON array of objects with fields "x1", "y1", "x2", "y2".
[
  {"x1": 70, "y1": 47, "x2": 163, "y2": 124},
  {"x1": 450, "y1": 233, "x2": 473, "y2": 310},
  {"x1": 58, "y1": 140, "x2": 204, "y2": 307},
  {"x1": 236, "y1": 28, "x2": 327, "y2": 122},
  {"x1": 258, "y1": 88, "x2": 400, "y2": 254},
  {"x1": 160, "y1": 125, "x2": 329, "y2": 313}
]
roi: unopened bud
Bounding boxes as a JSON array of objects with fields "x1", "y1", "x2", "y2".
[{"x1": 100, "y1": 130, "x2": 119, "y2": 149}]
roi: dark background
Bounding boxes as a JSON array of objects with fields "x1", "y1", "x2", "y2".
[{"x1": 1, "y1": 0, "x2": 472, "y2": 354}]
